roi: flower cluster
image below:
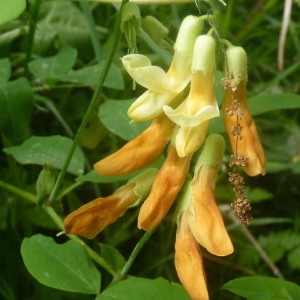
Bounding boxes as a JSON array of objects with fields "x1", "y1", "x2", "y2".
[{"x1": 64, "y1": 16, "x2": 265, "y2": 300}]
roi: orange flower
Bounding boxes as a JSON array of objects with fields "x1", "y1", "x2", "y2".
[
  {"x1": 175, "y1": 212, "x2": 209, "y2": 300},
  {"x1": 223, "y1": 46, "x2": 265, "y2": 176},
  {"x1": 138, "y1": 145, "x2": 190, "y2": 230},
  {"x1": 187, "y1": 166, "x2": 234, "y2": 256},
  {"x1": 64, "y1": 169, "x2": 158, "y2": 239},
  {"x1": 94, "y1": 114, "x2": 173, "y2": 176},
  {"x1": 64, "y1": 183, "x2": 138, "y2": 239}
]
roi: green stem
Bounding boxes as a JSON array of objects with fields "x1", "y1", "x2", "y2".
[
  {"x1": 0, "y1": 180, "x2": 117, "y2": 276},
  {"x1": 48, "y1": 0, "x2": 129, "y2": 203},
  {"x1": 118, "y1": 228, "x2": 156, "y2": 280},
  {"x1": 25, "y1": 0, "x2": 42, "y2": 75},
  {"x1": 80, "y1": 1, "x2": 102, "y2": 63},
  {"x1": 0, "y1": 181, "x2": 37, "y2": 204}
]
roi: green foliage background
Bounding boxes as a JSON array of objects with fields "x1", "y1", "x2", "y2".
[{"x1": 0, "y1": 0, "x2": 300, "y2": 299}]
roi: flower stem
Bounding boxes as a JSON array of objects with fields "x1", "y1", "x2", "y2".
[
  {"x1": 0, "y1": 180, "x2": 117, "y2": 276},
  {"x1": 118, "y1": 228, "x2": 156, "y2": 280},
  {"x1": 48, "y1": 0, "x2": 129, "y2": 203}
]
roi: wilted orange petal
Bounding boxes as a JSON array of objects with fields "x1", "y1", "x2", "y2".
[
  {"x1": 187, "y1": 167, "x2": 234, "y2": 256},
  {"x1": 138, "y1": 145, "x2": 190, "y2": 230},
  {"x1": 223, "y1": 82, "x2": 265, "y2": 176},
  {"x1": 94, "y1": 114, "x2": 174, "y2": 176},
  {"x1": 175, "y1": 212, "x2": 209, "y2": 300},
  {"x1": 64, "y1": 184, "x2": 138, "y2": 239}
]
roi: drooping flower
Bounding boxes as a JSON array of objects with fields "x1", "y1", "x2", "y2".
[
  {"x1": 174, "y1": 134, "x2": 233, "y2": 299},
  {"x1": 64, "y1": 169, "x2": 158, "y2": 239},
  {"x1": 175, "y1": 211, "x2": 209, "y2": 300},
  {"x1": 121, "y1": 15, "x2": 203, "y2": 121},
  {"x1": 222, "y1": 46, "x2": 265, "y2": 176},
  {"x1": 138, "y1": 145, "x2": 190, "y2": 230},
  {"x1": 163, "y1": 35, "x2": 219, "y2": 157},
  {"x1": 94, "y1": 113, "x2": 174, "y2": 176},
  {"x1": 187, "y1": 134, "x2": 234, "y2": 256}
]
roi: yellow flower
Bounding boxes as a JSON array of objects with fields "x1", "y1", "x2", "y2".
[
  {"x1": 138, "y1": 145, "x2": 190, "y2": 230},
  {"x1": 222, "y1": 46, "x2": 265, "y2": 176},
  {"x1": 64, "y1": 169, "x2": 158, "y2": 239},
  {"x1": 163, "y1": 35, "x2": 219, "y2": 157},
  {"x1": 175, "y1": 211, "x2": 209, "y2": 300},
  {"x1": 122, "y1": 15, "x2": 203, "y2": 121},
  {"x1": 94, "y1": 114, "x2": 173, "y2": 176}
]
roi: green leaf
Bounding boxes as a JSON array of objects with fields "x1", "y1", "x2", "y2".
[
  {"x1": 21, "y1": 234, "x2": 101, "y2": 294},
  {"x1": 98, "y1": 99, "x2": 151, "y2": 141},
  {"x1": 248, "y1": 93, "x2": 300, "y2": 116},
  {"x1": 247, "y1": 187, "x2": 273, "y2": 203},
  {"x1": 0, "y1": 0, "x2": 26, "y2": 25},
  {"x1": 33, "y1": 2, "x2": 91, "y2": 55},
  {"x1": 0, "y1": 77, "x2": 33, "y2": 143},
  {"x1": 223, "y1": 276, "x2": 300, "y2": 300},
  {"x1": 0, "y1": 58, "x2": 11, "y2": 83},
  {"x1": 99, "y1": 244, "x2": 126, "y2": 273},
  {"x1": 287, "y1": 247, "x2": 300, "y2": 270},
  {"x1": 96, "y1": 277, "x2": 190, "y2": 300},
  {"x1": 28, "y1": 46, "x2": 77, "y2": 81},
  {"x1": 3, "y1": 135, "x2": 85, "y2": 176},
  {"x1": 55, "y1": 63, "x2": 124, "y2": 90}
]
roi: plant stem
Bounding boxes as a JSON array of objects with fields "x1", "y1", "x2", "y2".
[
  {"x1": 0, "y1": 180, "x2": 37, "y2": 204},
  {"x1": 80, "y1": 1, "x2": 103, "y2": 63},
  {"x1": 220, "y1": 204, "x2": 285, "y2": 280},
  {"x1": 118, "y1": 228, "x2": 156, "y2": 280},
  {"x1": 48, "y1": 0, "x2": 129, "y2": 203},
  {"x1": 0, "y1": 180, "x2": 117, "y2": 276}
]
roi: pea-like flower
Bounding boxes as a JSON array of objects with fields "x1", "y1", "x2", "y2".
[
  {"x1": 122, "y1": 15, "x2": 203, "y2": 121},
  {"x1": 222, "y1": 46, "x2": 265, "y2": 176},
  {"x1": 174, "y1": 134, "x2": 233, "y2": 299},
  {"x1": 94, "y1": 114, "x2": 174, "y2": 176},
  {"x1": 175, "y1": 211, "x2": 209, "y2": 300},
  {"x1": 64, "y1": 169, "x2": 158, "y2": 239},
  {"x1": 163, "y1": 35, "x2": 220, "y2": 157},
  {"x1": 138, "y1": 145, "x2": 190, "y2": 230}
]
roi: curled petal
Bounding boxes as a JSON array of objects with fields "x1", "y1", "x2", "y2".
[
  {"x1": 175, "y1": 212, "x2": 209, "y2": 300},
  {"x1": 122, "y1": 54, "x2": 174, "y2": 92},
  {"x1": 175, "y1": 121, "x2": 209, "y2": 157},
  {"x1": 94, "y1": 114, "x2": 174, "y2": 176},
  {"x1": 138, "y1": 145, "x2": 190, "y2": 230},
  {"x1": 64, "y1": 184, "x2": 138, "y2": 239},
  {"x1": 163, "y1": 72, "x2": 219, "y2": 127},
  {"x1": 187, "y1": 167, "x2": 234, "y2": 256},
  {"x1": 128, "y1": 90, "x2": 181, "y2": 121}
]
